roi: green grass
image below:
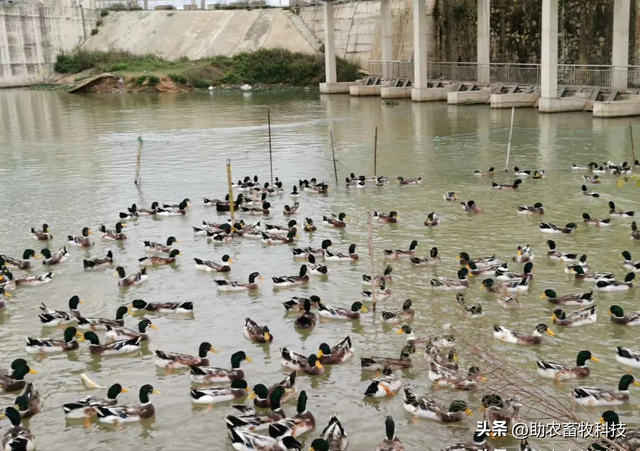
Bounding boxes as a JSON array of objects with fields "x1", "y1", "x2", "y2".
[{"x1": 56, "y1": 49, "x2": 362, "y2": 88}]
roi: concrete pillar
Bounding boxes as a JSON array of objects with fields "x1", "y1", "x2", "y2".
[
  {"x1": 144, "y1": 0, "x2": 149, "y2": 9},
  {"x1": 612, "y1": 0, "x2": 630, "y2": 90},
  {"x1": 541, "y1": 0, "x2": 558, "y2": 99},
  {"x1": 201, "y1": 0, "x2": 205, "y2": 9},
  {"x1": 324, "y1": 1, "x2": 337, "y2": 85},
  {"x1": 412, "y1": 0, "x2": 428, "y2": 89},
  {"x1": 477, "y1": 0, "x2": 490, "y2": 85},
  {"x1": 380, "y1": 0, "x2": 393, "y2": 79}
]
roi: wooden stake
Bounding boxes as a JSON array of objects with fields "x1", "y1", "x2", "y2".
[
  {"x1": 227, "y1": 159, "x2": 235, "y2": 223},
  {"x1": 268, "y1": 108, "x2": 273, "y2": 185},
  {"x1": 505, "y1": 107, "x2": 515, "y2": 171},
  {"x1": 330, "y1": 130, "x2": 338, "y2": 183},
  {"x1": 373, "y1": 126, "x2": 378, "y2": 176},
  {"x1": 367, "y1": 211, "x2": 377, "y2": 312},
  {"x1": 134, "y1": 136, "x2": 143, "y2": 185},
  {"x1": 630, "y1": 123, "x2": 636, "y2": 164}
]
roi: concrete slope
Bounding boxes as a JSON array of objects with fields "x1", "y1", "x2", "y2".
[{"x1": 81, "y1": 10, "x2": 316, "y2": 59}]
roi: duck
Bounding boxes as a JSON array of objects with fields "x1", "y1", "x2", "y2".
[
  {"x1": 424, "y1": 345, "x2": 458, "y2": 371},
  {"x1": 9, "y1": 270, "x2": 53, "y2": 287},
  {"x1": 455, "y1": 293, "x2": 483, "y2": 318},
  {"x1": 266, "y1": 220, "x2": 298, "y2": 236},
  {"x1": 313, "y1": 414, "x2": 348, "y2": 451},
  {"x1": 513, "y1": 246, "x2": 534, "y2": 262},
  {"x1": 95, "y1": 384, "x2": 159, "y2": 423},
  {"x1": 0, "y1": 249, "x2": 38, "y2": 270},
  {"x1": 460, "y1": 200, "x2": 483, "y2": 213},
  {"x1": 497, "y1": 296, "x2": 522, "y2": 309},
  {"x1": 362, "y1": 265, "x2": 393, "y2": 286},
  {"x1": 155, "y1": 342, "x2": 216, "y2": 368},
  {"x1": 303, "y1": 217, "x2": 316, "y2": 232},
  {"x1": 573, "y1": 164, "x2": 589, "y2": 171},
  {"x1": 517, "y1": 202, "x2": 544, "y2": 214},
  {"x1": 241, "y1": 202, "x2": 271, "y2": 215},
  {"x1": 227, "y1": 428, "x2": 301, "y2": 451},
  {"x1": 403, "y1": 389, "x2": 471, "y2": 422},
  {"x1": 67, "y1": 227, "x2": 93, "y2": 247},
  {"x1": 564, "y1": 254, "x2": 590, "y2": 273},
  {"x1": 115, "y1": 266, "x2": 147, "y2": 287},
  {"x1": 130, "y1": 299, "x2": 193, "y2": 314},
  {"x1": 205, "y1": 194, "x2": 243, "y2": 211},
  {"x1": 293, "y1": 299, "x2": 316, "y2": 329},
  {"x1": 273, "y1": 266, "x2": 309, "y2": 287},
  {"x1": 374, "y1": 211, "x2": 399, "y2": 223},
  {"x1": 360, "y1": 345, "x2": 415, "y2": 371},
  {"x1": 14, "y1": 382, "x2": 42, "y2": 419},
  {"x1": 609, "y1": 201, "x2": 635, "y2": 218},
  {"x1": 481, "y1": 277, "x2": 529, "y2": 293},
  {"x1": 83, "y1": 250, "x2": 114, "y2": 269},
  {"x1": 513, "y1": 167, "x2": 530, "y2": 177},
  {"x1": 532, "y1": 170, "x2": 545, "y2": 179},
  {"x1": 0, "y1": 288, "x2": 9, "y2": 309},
  {"x1": 283, "y1": 203, "x2": 300, "y2": 216},
  {"x1": 137, "y1": 202, "x2": 159, "y2": 215},
  {"x1": 539, "y1": 222, "x2": 577, "y2": 234},
  {"x1": 100, "y1": 222, "x2": 127, "y2": 240},
  {"x1": 430, "y1": 269, "x2": 470, "y2": 290},
  {"x1": 0, "y1": 406, "x2": 35, "y2": 451},
  {"x1": 302, "y1": 179, "x2": 329, "y2": 194},
  {"x1": 410, "y1": 247, "x2": 441, "y2": 266},
  {"x1": 596, "y1": 410, "x2": 640, "y2": 450},
  {"x1": 268, "y1": 391, "x2": 315, "y2": 438},
  {"x1": 247, "y1": 373, "x2": 297, "y2": 410},
  {"x1": 583, "y1": 175, "x2": 601, "y2": 184},
  {"x1": 384, "y1": 241, "x2": 418, "y2": 259},
  {"x1": 396, "y1": 325, "x2": 451, "y2": 347},
  {"x1": 582, "y1": 213, "x2": 611, "y2": 227},
  {"x1": 396, "y1": 176, "x2": 422, "y2": 185},
  {"x1": 292, "y1": 239, "x2": 332, "y2": 259},
  {"x1": 540, "y1": 289, "x2": 594, "y2": 306},
  {"x1": 280, "y1": 349, "x2": 324, "y2": 375},
  {"x1": 467, "y1": 261, "x2": 501, "y2": 276},
  {"x1": 0, "y1": 361, "x2": 36, "y2": 393},
  {"x1": 244, "y1": 318, "x2": 273, "y2": 343},
  {"x1": 190, "y1": 351, "x2": 251, "y2": 383},
  {"x1": 323, "y1": 213, "x2": 347, "y2": 228},
  {"x1": 282, "y1": 295, "x2": 321, "y2": 312},
  {"x1": 261, "y1": 230, "x2": 297, "y2": 245},
  {"x1": 77, "y1": 306, "x2": 130, "y2": 331},
  {"x1": 361, "y1": 282, "x2": 391, "y2": 300},
  {"x1": 633, "y1": 221, "x2": 640, "y2": 240},
  {"x1": 493, "y1": 324, "x2": 554, "y2": 345},
  {"x1": 30, "y1": 223, "x2": 52, "y2": 241},
  {"x1": 443, "y1": 192, "x2": 457, "y2": 202},
  {"x1": 621, "y1": 251, "x2": 640, "y2": 272},
  {"x1": 495, "y1": 262, "x2": 533, "y2": 281},
  {"x1": 608, "y1": 305, "x2": 640, "y2": 325},
  {"x1": 38, "y1": 296, "x2": 82, "y2": 326},
  {"x1": 105, "y1": 319, "x2": 156, "y2": 342},
  {"x1": 571, "y1": 265, "x2": 615, "y2": 282},
  {"x1": 589, "y1": 162, "x2": 607, "y2": 173},
  {"x1": 317, "y1": 337, "x2": 353, "y2": 365},
  {"x1": 473, "y1": 167, "x2": 494, "y2": 176},
  {"x1": 62, "y1": 383, "x2": 128, "y2": 419},
  {"x1": 194, "y1": 255, "x2": 233, "y2": 272},
  {"x1": 536, "y1": 350, "x2": 598, "y2": 379},
  {"x1": 215, "y1": 272, "x2": 263, "y2": 291},
  {"x1": 119, "y1": 204, "x2": 139, "y2": 220},
  {"x1": 481, "y1": 395, "x2": 522, "y2": 436},
  {"x1": 545, "y1": 240, "x2": 577, "y2": 261},
  {"x1": 138, "y1": 249, "x2": 181, "y2": 267},
  {"x1": 25, "y1": 326, "x2": 80, "y2": 354},
  {"x1": 325, "y1": 244, "x2": 358, "y2": 261},
  {"x1": 81, "y1": 331, "x2": 141, "y2": 356},
  {"x1": 597, "y1": 273, "x2": 635, "y2": 291},
  {"x1": 364, "y1": 367, "x2": 402, "y2": 398},
  {"x1": 225, "y1": 386, "x2": 288, "y2": 431},
  {"x1": 318, "y1": 302, "x2": 367, "y2": 320},
  {"x1": 381, "y1": 300, "x2": 415, "y2": 323},
  {"x1": 552, "y1": 306, "x2": 597, "y2": 327},
  {"x1": 143, "y1": 236, "x2": 179, "y2": 254},
  {"x1": 572, "y1": 374, "x2": 640, "y2": 406},
  {"x1": 156, "y1": 199, "x2": 189, "y2": 216},
  {"x1": 440, "y1": 432, "x2": 492, "y2": 451},
  {"x1": 424, "y1": 212, "x2": 439, "y2": 226},
  {"x1": 492, "y1": 179, "x2": 522, "y2": 190},
  {"x1": 162, "y1": 198, "x2": 191, "y2": 209},
  {"x1": 376, "y1": 416, "x2": 404, "y2": 451},
  {"x1": 290, "y1": 186, "x2": 301, "y2": 199},
  {"x1": 457, "y1": 252, "x2": 500, "y2": 268},
  {"x1": 581, "y1": 184, "x2": 600, "y2": 197},
  {"x1": 41, "y1": 246, "x2": 69, "y2": 265},
  {"x1": 616, "y1": 346, "x2": 640, "y2": 368},
  {"x1": 303, "y1": 255, "x2": 328, "y2": 276}
]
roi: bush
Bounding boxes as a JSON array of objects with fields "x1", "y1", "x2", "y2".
[
  {"x1": 100, "y1": 9, "x2": 109, "y2": 16},
  {"x1": 193, "y1": 79, "x2": 210, "y2": 89},
  {"x1": 110, "y1": 62, "x2": 129, "y2": 71},
  {"x1": 91, "y1": 28, "x2": 99, "y2": 35},
  {"x1": 220, "y1": 71, "x2": 240, "y2": 85},
  {"x1": 96, "y1": 18, "x2": 104, "y2": 26},
  {"x1": 147, "y1": 75, "x2": 160, "y2": 86},
  {"x1": 168, "y1": 73, "x2": 188, "y2": 84},
  {"x1": 135, "y1": 75, "x2": 147, "y2": 85}
]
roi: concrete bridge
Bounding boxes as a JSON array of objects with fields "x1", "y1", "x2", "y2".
[{"x1": 320, "y1": 0, "x2": 640, "y2": 118}]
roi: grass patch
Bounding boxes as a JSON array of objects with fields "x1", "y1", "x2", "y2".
[
  {"x1": 90, "y1": 28, "x2": 99, "y2": 35},
  {"x1": 168, "y1": 73, "x2": 188, "y2": 84},
  {"x1": 100, "y1": 9, "x2": 109, "y2": 16}
]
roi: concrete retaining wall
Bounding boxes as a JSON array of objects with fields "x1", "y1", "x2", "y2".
[
  {"x1": 81, "y1": 9, "x2": 316, "y2": 60},
  {"x1": 0, "y1": 3, "x2": 98, "y2": 87}
]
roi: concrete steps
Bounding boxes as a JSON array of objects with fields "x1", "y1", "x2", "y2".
[{"x1": 283, "y1": 10, "x2": 323, "y2": 53}]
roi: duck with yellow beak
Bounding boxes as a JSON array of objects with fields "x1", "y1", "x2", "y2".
[
  {"x1": 63, "y1": 383, "x2": 129, "y2": 419},
  {"x1": 536, "y1": 350, "x2": 599, "y2": 380},
  {"x1": 189, "y1": 351, "x2": 252, "y2": 383},
  {"x1": 243, "y1": 318, "x2": 273, "y2": 344},
  {"x1": 96, "y1": 384, "x2": 160, "y2": 423},
  {"x1": 317, "y1": 337, "x2": 353, "y2": 365},
  {"x1": 573, "y1": 374, "x2": 640, "y2": 406}
]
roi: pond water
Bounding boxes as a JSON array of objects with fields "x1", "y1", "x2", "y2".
[{"x1": 1, "y1": 89, "x2": 640, "y2": 450}]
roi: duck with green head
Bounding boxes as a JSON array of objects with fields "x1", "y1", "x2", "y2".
[
  {"x1": 31, "y1": 223, "x2": 52, "y2": 241},
  {"x1": 0, "y1": 287, "x2": 11, "y2": 310},
  {"x1": 62, "y1": 383, "x2": 128, "y2": 419},
  {"x1": 81, "y1": 331, "x2": 142, "y2": 356},
  {"x1": 0, "y1": 406, "x2": 35, "y2": 451},
  {"x1": 0, "y1": 249, "x2": 38, "y2": 270},
  {"x1": 316, "y1": 413, "x2": 348, "y2": 451},
  {"x1": 536, "y1": 350, "x2": 599, "y2": 380},
  {"x1": 67, "y1": 227, "x2": 93, "y2": 247},
  {"x1": 403, "y1": 388, "x2": 472, "y2": 422},
  {"x1": 25, "y1": 326, "x2": 81, "y2": 354},
  {"x1": 190, "y1": 379, "x2": 250, "y2": 405},
  {"x1": 0, "y1": 361, "x2": 36, "y2": 393},
  {"x1": 551, "y1": 306, "x2": 597, "y2": 327},
  {"x1": 622, "y1": 251, "x2": 640, "y2": 272},
  {"x1": 608, "y1": 305, "x2": 640, "y2": 325},
  {"x1": 322, "y1": 213, "x2": 347, "y2": 228},
  {"x1": 77, "y1": 305, "x2": 131, "y2": 331},
  {"x1": 100, "y1": 222, "x2": 127, "y2": 240},
  {"x1": 225, "y1": 386, "x2": 288, "y2": 431},
  {"x1": 115, "y1": 266, "x2": 148, "y2": 287},
  {"x1": 138, "y1": 249, "x2": 181, "y2": 266},
  {"x1": 540, "y1": 289, "x2": 594, "y2": 306},
  {"x1": 95, "y1": 384, "x2": 159, "y2": 423},
  {"x1": 155, "y1": 341, "x2": 217, "y2": 369},
  {"x1": 317, "y1": 337, "x2": 353, "y2": 365},
  {"x1": 269, "y1": 391, "x2": 315, "y2": 438},
  {"x1": 189, "y1": 350, "x2": 252, "y2": 383},
  {"x1": 105, "y1": 319, "x2": 157, "y2": 341},
  {"x1": 573, "y1": 374, "x2": 640, "y2": 406},
  {"x1": 593, "y1": 410, "x2": 640, "y2": 450},
  {"x1": 14, "y1": 382, "x2": 42, "y2": 419},
  {"x1": 41, "y1": 246, "x2": 69, "y2": 266},
  {"x1": 431, "y1": 268, "x2": 470, "y2": 290}
]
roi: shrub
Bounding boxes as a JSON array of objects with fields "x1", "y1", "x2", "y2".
[
  {"x1": 168, "y1": 73, "x2": 188, "y2": 84},
  {"x1": 135, "y1": 75, "x2": 147, "y2": 85},
  {"x1": 220, "y1": 71, "x2": 240, "y2": 85},
  {"x1": 193, "y1": 79, "x2": 210, "y2": 89},
  {"x1": 147, "y1": 75, "x2": 160, "y2": 86},
  {"x1": 110, "y1": 62, "x2": 129, "y2": 71},
  {"x1": 100, "y1": 9, "x2": 109, "y2": 16},
  {"x1": 91, "y1": 28, "x2": 99, "y2": 35},
  {"x1": 96, "y1": 18, "x2": 104, "y2": 26}
]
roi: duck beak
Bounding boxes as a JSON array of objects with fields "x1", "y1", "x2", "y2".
[
  {"x1": 3, "y1": 292, "x2": 12, "y2": 298},
  {"x1": 480, "y1": 375, "x2": 487, "y2": 382},
  {"x1": 551, "y1": 315, "x2": 557, "y2": 321},
  {"x1": 258, "y1": 276, "x2": 265, "y2": 281},
  {"x1": 317, "y1": 350, "x2": 324, "y2": 358},
  {"x1": 634, "y1": 381, "x2": 640, "y2": 387},
  {"x1": 29, "y1": 369, "x2": 38, "y2": 374},
  {"x1": 453, "y1": 354, "x2": 459, "y2": 363},
  {"x1": 517, "y1": 250, "x2": 523, "y2": 256},
  {"x1": 121, "y1": 388, "x2": 129, "y2": 393},
  {"x1": 114, "y1": 271, "x2": 119, "y2": 277},
  {"x1": 598, "y1": 417, "x2": 605, "y2": 424},
  {"x1": 396, "y1": 329, "x2": 404, "y2": 335},
  {"x1": 607, "y1": 311, "x2": 613, "y2": 315},
  {"x1": 78, "y1": 337, "x2": 85, "y2": 342},
  {"x1": 479, "y1": 285, "x2": 485, "y2": 290},
  {"x1": 75, "y1": 332, "x2": 83, "y2": 337},
  {"x1": 245, "y1": 357, "x2": 253, "y2": 362},
  {"x1": 591, "y1": 356, "x2": 600, "y2": 362},
  {"x1": 361, "y1": 306, "x2": 369, "y2": 313},
  {"x1": 0, "y1": 413, "x2": 5, "y2": 420},
  {"x1": 209, "y1": 346, "x2": 218, "y2": 354},
  {"x1": 152, "y1": 389, "x2": 161, "y2": 395},
  {"x1": 248, "y1": 391, "x2": 256, "y2": 400},
  {"x1": 121, "y1": 224, "x2": 127, "y2": 228},
  {"x1": 315, "y1": 361, "x2": 323, "y2": 369},
  {"x1": 465, "y1": 408, "x2": 473, "y2": 416},
  {"x1": 228, "y1": 258, "x2": 234, "y2": 264},
  {"x1": 546, "y1": 329, "x2": 555, "y2": 337},
  {"x1": 263, "y1": 332, "x2": 270, "y2": 341},
  {"x1": 540, "y1": 294, "x2": 547, "y2": 299},
  {"x1": 79, "y1": 299, "x2": 84, "y2": 304},
  {"x1": 150, "y1": 324, "x2": 158, "y2": 330}
]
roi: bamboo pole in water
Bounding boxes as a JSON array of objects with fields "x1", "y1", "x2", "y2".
[
  {"x1": 373, "y1": 126, "x2": 378, "y2": 176},
  {"x1": 268, "y1": 108, "x2": 273, "y2": 185},
  {"x1": 367, "y1": 211, "x2": 377, "y2": 311},
  {"x1": 134, "y1": 136, "x2": 143, "y2": 185},
  {"x1": 630, "y1": 123, "x2": 636, "y2": 164},
  {"x1": 330, "y1": 130, "x2": 338, "y2": 183},
  {"x1": 505, "y1": 107, "x2": 515, "y2": 171},
  {"x1": 227, "y1": 159, "x2": 235, "y2": 223}
]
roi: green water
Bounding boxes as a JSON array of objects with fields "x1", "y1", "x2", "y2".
[{"x1": 1, "y1": 89, "x2": 640, "y2": 450}]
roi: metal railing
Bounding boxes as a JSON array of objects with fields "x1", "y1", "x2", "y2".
[{"x1": 368, "y1": 60, "x2": 640, "y2": 91}]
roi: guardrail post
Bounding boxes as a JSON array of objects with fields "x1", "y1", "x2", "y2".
[
  {"x1": 477, "y1": 0, "x2": 490, "y2": 84},
  {"x1": 541, "y1": 0, "x2": 559, "y2": 98},
  {"x1": 612, "y1": 0, "x2": 630, "y2": 90},
  {"x1": 380, "y1": 0, "x2": 393, "y2": 80}
]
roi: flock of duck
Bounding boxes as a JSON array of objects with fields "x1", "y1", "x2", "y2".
[{"x1": 1, "y1": 160, "x2": 640, "y2": 451}]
